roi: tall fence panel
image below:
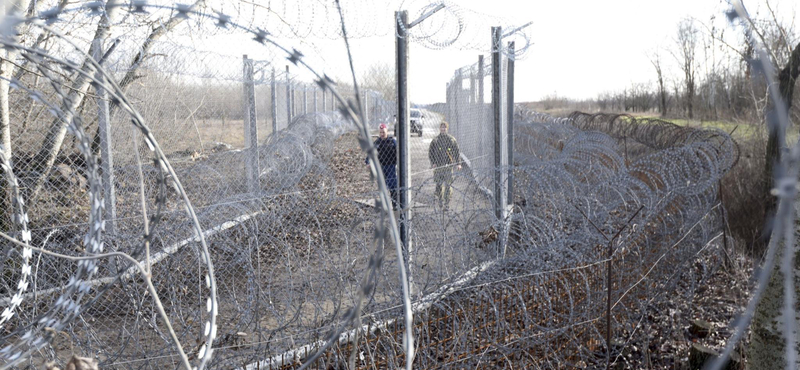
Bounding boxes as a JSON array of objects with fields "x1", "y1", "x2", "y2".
[{"x1": 0, "y1": 2, "x2": 748, "y2": 369}]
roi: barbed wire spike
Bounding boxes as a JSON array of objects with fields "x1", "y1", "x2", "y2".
[
  {"x1": 215, "y1": 12, "x2": 231, "y2": 28},
  {"x1": 287, "y1": 48, "x2": 304, "y2": 65},
  {"x1": 175, "y1": 3, "x2": 192, "y2": 19},
  {"x1": 337, "y1": 105, "x2": 351, "y2": 119},
  {"x1": 39, "y1": 8, "x2": 61, "y2": 24},
  {"x1": 83, "y1": 2, "x2": 105, "y2": 16},
  {"x1": 314, "y1": 77, "x2": 328, "y2": 90},
  {"x1": 725, "y1": 8, "x2": 739, "y2": 23},
  {"x1": 252, "y1": 28, "x2": 270, "y2": 44},
  {"x1": 131, "y1": 0, "x2": 149, "y2": 14},
  {"x1": 0, "y1": 14, "x2": 23, "y2": 42}
]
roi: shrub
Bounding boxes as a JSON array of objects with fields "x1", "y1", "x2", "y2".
[{"x1": 720, "y1": 127, "x2": 771, "y2": 257}]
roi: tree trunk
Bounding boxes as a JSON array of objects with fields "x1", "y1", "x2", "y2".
[
  {"x1": 0, "y1": 0, "x2": 33, "y2": 164},
  {"x1": 29, "y1": 0, "x2": 207, "y2": 199},
  {"x1": 748, "y1": 198, "x2": 800, "y2": 369},
  {"x1": 764, "y1": 43, "x2": 800, "y2": 223},
  {"x1": 686, "y1": 73, "x2": 695, "y2": 119},
  {"x1": 658, "y1": 74, "x2": 666, "y2": 117},
  {"x1": 0, "y1": 0, "x2": 33, "y2": 232},
  {"x1": 751, "y1": 41, "x2": 800, "y2": 370},
  {"x1": 91, "y1": 0, "x2": 208, "y2": 157},
  {"x1": 25, "y1": 3, "x2": 123, "y2": 200}
]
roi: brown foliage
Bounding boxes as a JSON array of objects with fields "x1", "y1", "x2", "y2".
[{"x1": 720, "y1": 132, "x2": 770, "y2": 256}]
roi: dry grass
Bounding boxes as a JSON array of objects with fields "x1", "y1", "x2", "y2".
[
  {"x1": 720, "y1": 132, "x2": 771, "y2": 257},
  {"x1": 193, "y1": 118, "x2": 258, "y2": 149},
  {"x1": 148, "y1": 118, "x2": 276, "y2": 154}
]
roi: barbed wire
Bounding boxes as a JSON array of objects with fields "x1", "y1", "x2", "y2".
[
  {"x1": 0, "y1": 4, "x2": 227, "y2": 367},
  {"x1": 278, "y1": 107, "x2": 733, "y2": 368},
  {"x1": 0, "y1": 45, "x2": 109, "y2": 367},
  {"x1": 397, "y1": 0, "x2": 532, "y2": 57},
  {"x1": 0, "y1": 1, "x2": 410, "y2": 368},
  {"x1": 0, "y1": 144, "x2": 31, "y2": 330},
  {"x1": 706, "y1": 1, "x2": 798, "y2": 369},
  {"x1": 0, "y1": 1, "x2": 764, "y2": 369}
]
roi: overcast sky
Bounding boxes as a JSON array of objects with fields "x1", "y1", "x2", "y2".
[
  {"x1": 201, "y1": 0, "x2": 797, "y2": 105},
  {"x1": 400, "y1": 0, "x2": 795, "y2": 104},
  {"x1": 410, "y1": 0, "x2": 796, "y2": 104}
]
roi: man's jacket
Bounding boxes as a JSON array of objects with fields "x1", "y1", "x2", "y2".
[
  {"x1": 366, "y1": 137, "x2": 397, "y2": 168},
  {"x1": 429, "y1": 134, "x2": 460, "y2": 168}
]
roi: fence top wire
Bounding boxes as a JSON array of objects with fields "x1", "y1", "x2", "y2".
[
  {"x1": 0, "y1": 1, "x2": 747, "y2": 369},
  {"x1": 397, "y1": 0, "x2": 531, "y2": 56},
  {"x1": 0, "y1": 1, "x2": 421, "y2": 368}
]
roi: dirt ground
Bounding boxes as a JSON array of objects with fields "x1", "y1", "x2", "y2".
[
  {"x1": 305, "y1": 128, "x2": 758, "y2": 369},
  {"x1": 604, "y1": 251, "x2": 753, "y2": 369}
]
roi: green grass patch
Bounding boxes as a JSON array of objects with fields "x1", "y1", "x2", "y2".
[
  {"x1": 632, "y1": 115, "x2": 781, "y2": 140},
  {"x1": 636, "y1": 115, "x2": 735, "y2": 130}
]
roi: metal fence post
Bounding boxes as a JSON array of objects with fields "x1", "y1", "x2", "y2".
[
  {"x1": 322, "y1": 89, "x2": 327, "y2": 111},
  {"x1": 94, "y1": 41, "x2": 116, "y2": 233},
  {"x1": 271, "y1": 67, "x2": 277, "y2": 134},
  {"x1": 455, "y1": 69, "x2": 463, "y2": 138},
  {"x1": 285, "y1": 65, "x2": 291, "y2": 126},
  {"x1": 313, "y1": 88, "x2": 318, "y2": 113},
  {"x1": 243, "y1": 55, "x2": 259, "y2": 193},
  {"x1": 396, "y1": 10, "x2": 412, "y2": 266},
  {"x1": 454, "y1": 82, "x2": 460, "y2": 142},
  {"x1": 445, "y1": 82, "x2": 451, "y2": 123},
  {"x1": 363, "y1": 91, "x2": 369, "y2": 126},
  {"x1": 478, "y1": 55, "x2": 485, "y2": 105},
  {"x1": 303, "y1": 88, "x2": 308, "y2": 115},
  {"x1": 470, "y1": 66, "x2": 476, "y2": 104},
  {"x1": 491, "y1": 27, "x2": 507, "y2": 256},
  {"x1": 506, "y1": 41, "x2": 515, "y2": 206}
]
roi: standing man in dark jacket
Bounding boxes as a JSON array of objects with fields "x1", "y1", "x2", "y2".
[
  {"x1": 366, "y1": 123, "x2": 398, "y2": 210},
  {"x1": 428, "y1": 121, "x2": 461, "y2": 210}
]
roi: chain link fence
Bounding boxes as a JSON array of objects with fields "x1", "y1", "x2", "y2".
[{"x1": 0, "y1": 1, "x2": 757, "y2": 369}]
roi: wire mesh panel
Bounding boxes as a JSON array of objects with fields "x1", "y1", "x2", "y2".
[
  {"x1": 271, "y1": 110, "x2": 736, "y2": 369},
  {"x1": 0, "y1": 1, "x2": 747, "y2": 369},
  {"x1": 439, "y1": 59, "x2": 496, "y2": 193}
]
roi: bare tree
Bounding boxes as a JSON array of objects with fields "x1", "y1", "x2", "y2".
[
  {"x1": 649, "y1": 49, "x2": 668, "y2": 117},
  {"x1": 24, "y1": 0, "x2": 121, "y2": 199},
  {"x1": 26, "y1": 0, "x2": 207, "y2": 200},
  {"x1": 91, "y1": 0, "x2": 209, "y2": 155},
  {"x1": 750, "y1": 40, "x2": 800, "y2": 370},
  {"x1": 360, "y1": 62, "x2": 396, "y2": 101},
  {"x1": 764, "y1": 40, "x2": 800, "y2": 181},
  {"x1": 673, "y1": 18, "x2": 699, "y2": 119},
  {"x1": 695, "y1": 15, "x2": 721, "y2": 121},
  {"x1": 0, "y1": 0, "x2": 33, "y2": 163}
]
